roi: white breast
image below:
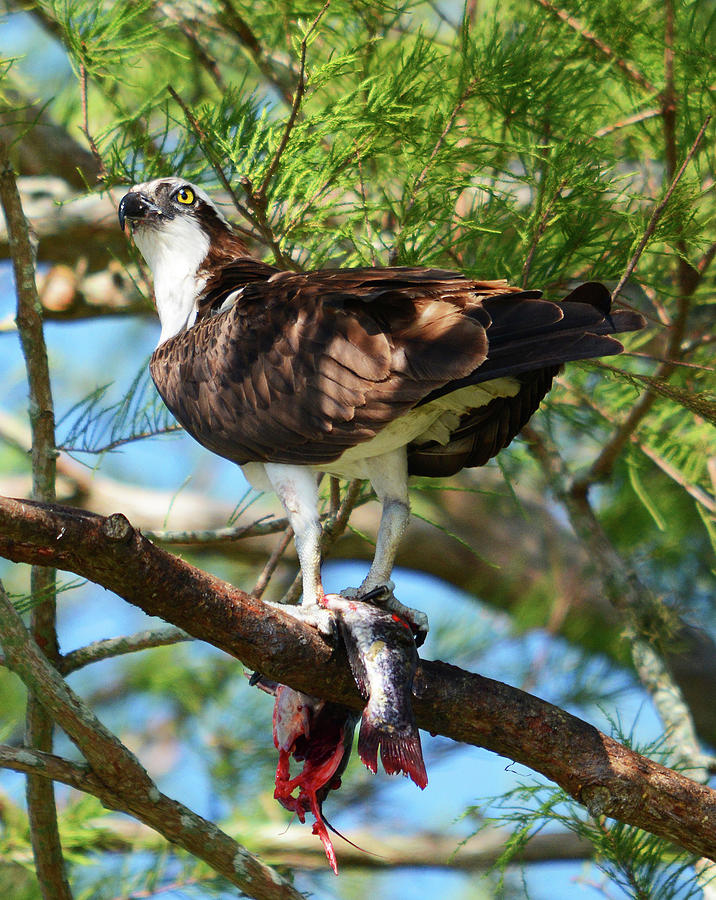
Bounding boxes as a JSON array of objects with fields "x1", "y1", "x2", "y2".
[{"x1": 132, "y1": 216, "x2": 210, "y2": 345}]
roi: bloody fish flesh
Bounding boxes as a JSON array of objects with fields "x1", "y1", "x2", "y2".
[{"x1": 268, "y1": 682, "x2": 357, "y2": 873}]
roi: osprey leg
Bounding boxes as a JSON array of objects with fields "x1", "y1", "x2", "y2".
[
  {"x1": 263, "y1": 463, "x2": 324, "y2": 605},
  {"x1": 349, "y1": 449, "x2": 429, "y2": 642},
  {"x1": 360, "y1": 448, "x2": 410, "y2": 593},
  {"x1": 258, "y1": 464, "x2": 335, "y2": 634}
]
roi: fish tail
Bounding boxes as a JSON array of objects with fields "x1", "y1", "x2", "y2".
[{"x1": 358, "y1": 715, "x2": 428, "y2": 789}]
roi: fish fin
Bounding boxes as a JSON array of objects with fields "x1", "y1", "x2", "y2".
[
  {"x1": 357, "y1": 715, "x2": 380, "y2": 775},
  {"x1": 358, "y1": 716, "x2": 428, "y2": 789}
]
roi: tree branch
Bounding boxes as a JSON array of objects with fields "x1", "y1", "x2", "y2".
[
  {"x1": 0, "y1": 138, "x2": 71, "y2": 900},
  {"x1": 0, "y1": 87, "x2": 101, "y2": 188},
  {"x1": 0, "y1": 747, "x2": 596, "y2": 870},
  {"x1": 573, "y1": 113, "x2": 712, "y2": 491},
  {"x1": 525, "y1": 425, "x2": 711, "y2": 778},
  {"x1": 531, "y1": 0, "x2": 658, "y2": 93},
  {"x1": 255, "y1": 1, "x2": 330, "y2": 202},
  {"x1": 609, "y1": 114, "x2": 711, "y2": 305},
  {"x1": 216, "y1": 0, "x2": 297, "y2": 106},
  {"x1": 1, "y1": 497, "x2": 715, "y2": 860},
  {"x1": 3, "y1": 424, "x2": 715, "y2": 746},
  {"x1": 0, "y1": 581, "x2": 305, "y2": 900},
  {"x1": 389, "y1": 79, "x2": 476, "y2": 265},
  {"x1": 60, "y1": 626, "x2": 191, "y2": 674}
]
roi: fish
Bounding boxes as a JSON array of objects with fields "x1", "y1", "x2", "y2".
[
  {"x1": 320, "y1": 593, "x2": 428, "y2": 790},
  {"x1": 257, "y1": 679, "x2": 358, "y2": 874}
]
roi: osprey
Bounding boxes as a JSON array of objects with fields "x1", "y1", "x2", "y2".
[{"x1": 118, "y1": 177, "x2": 644, "y2": 629}]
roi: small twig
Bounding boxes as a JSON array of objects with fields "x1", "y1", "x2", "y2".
[
  {"x1": 636, "y1": 440, "x2": 715, "y2": 515},
  {"x1": 521, "y1": 175, "x2": 568, "y2": 287},
  {"x1": 696, "y1": 239, "x2": 716, "y2": 278},
  {"x1": 61, "y1": 423, "x2": 183, "y2": 456},
  {"x1": 329, "y1": 476, "x2": 341, "y2": 516},
  {"x1": 531, "y1": 0, "x2": 658, "y2": 94},
  {"x1": 217, "y1": 0, "x2": 296, "y2": 105},
  {"x1": 570, "y1": 114, "x2": 712, "y2": 489},
  {"x1": 251, "y1": 525, "x2": 294, "y2": 598},
  {"x1": 255, "y1": 0, "x2": 331, "y2": 203},
  {"x1": 166, "y1": 85, "x2": 259, "y2": 242},
  {"x1": 79, "y1": 61, "x2": 108, "y2": 182},
  {"x1": 0, "y1": 744, "x2": 104, "y2": 793},
  {"x1": 593, "y1": 106, "x2": 662, "y2": 138},
  {"x1": 159, "y1": 3, "x2": 225, "y2": 91},
  {"x1": 168, "y1": 86, "x2": 301, "y2": 268},
  {"x1": 390, "y1": 80, "x2": 476, "y2": 264},
  {"x1": 353, "y1": 138, "x2": 378, "y2": 265},
  {"x1": 663, "y1": 0, "x2": 678, "y2": 181},
  {"x1": 145, "y1": 514, "x2": 284, "y2": 545},
  {"x1": 60, "y1": 626, "x2": 192, "y2": 674},
  {"x1": 611, "y1": 118, "x2": 710, "y2": 303},
  {"x1": 520, "y1": 102, "x2": 670, "y2": 284}
]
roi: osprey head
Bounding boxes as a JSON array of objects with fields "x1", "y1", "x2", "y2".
[{"x1": 118, "y1": 177, "x2": 238, "y2": 344}]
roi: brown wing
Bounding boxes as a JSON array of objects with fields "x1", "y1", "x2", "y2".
[
  {"x1": 407, "y1": 282, "x2": 645, "y2": 476},
  {"x1": 407, "y1": 368, "x2": 558, "y2": 476},
  {"x1": 195, "y1": 256, "x2": 281, "y2": 321},
  {"x1": 150, "y1": 268, "x2": 644, "y2": 469}
]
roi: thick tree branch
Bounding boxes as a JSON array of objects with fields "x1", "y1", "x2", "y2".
[
  {"x1": 0, "y1": 583, "x2": 304, "y2": 900},
  {"x1": 3, "y1": 428, "x2": 715, "y2": 746},
  {"x1": 1, "y1": 497, "x2": 715, "y2": 861}
]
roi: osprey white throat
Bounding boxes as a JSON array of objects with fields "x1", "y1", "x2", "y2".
[{"x1": 132, "y1": 211, "x2": 210, "y2": 345}]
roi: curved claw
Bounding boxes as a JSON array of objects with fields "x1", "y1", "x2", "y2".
[{"x1": 339, "y1": 583, "x2": 429, "y2": 647}]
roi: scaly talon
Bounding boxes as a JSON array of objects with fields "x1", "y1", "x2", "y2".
[{"x1": 262, "y1": 599, "x2": 337, "y2": 638}]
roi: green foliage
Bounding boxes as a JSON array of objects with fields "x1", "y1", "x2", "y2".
[
  {"x1": 470, "y1": 718, "x2": 712, "y2": 897},
  {"x1": 477, "y1": 776, "x2": 708, "y2": 899},
  {"x1": 1, "y1": 0, "x2": 715, "y2": 897},
  {"x1": 57, "y1": 363, "x2": 179, "y2": 455}
]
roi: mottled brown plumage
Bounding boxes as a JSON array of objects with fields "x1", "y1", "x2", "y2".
[
  {"x1": 150, "y1": 267, "x2": 642, "y2": 475},
  {"x1": 120, "y1": 177, "x2": 645, "y2": 616}
]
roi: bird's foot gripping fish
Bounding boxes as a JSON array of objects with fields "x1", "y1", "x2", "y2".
[
  {"x1": 268, "y1": 682, "x2": 357, "y2": 874},
  {"x1": 320, "y1": 591, "x2": 428, "y2": 790}
]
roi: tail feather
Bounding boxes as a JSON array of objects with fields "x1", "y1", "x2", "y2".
[{"x1": 358, "y1": 715, "x2": 428, "y2": 789}]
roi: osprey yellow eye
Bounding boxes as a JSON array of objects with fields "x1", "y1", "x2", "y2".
[{"x1": 175, "y1": 186, "x2": 195, "y2": 205}]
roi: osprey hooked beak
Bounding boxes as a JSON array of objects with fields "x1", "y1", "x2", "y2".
[{"x1": 118, "y1": 191, "x2": 163, "y2": 232}]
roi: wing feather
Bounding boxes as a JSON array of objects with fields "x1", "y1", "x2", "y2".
[{"x1": 150, "y1": 266, "x2": 644, "y2": 470}]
